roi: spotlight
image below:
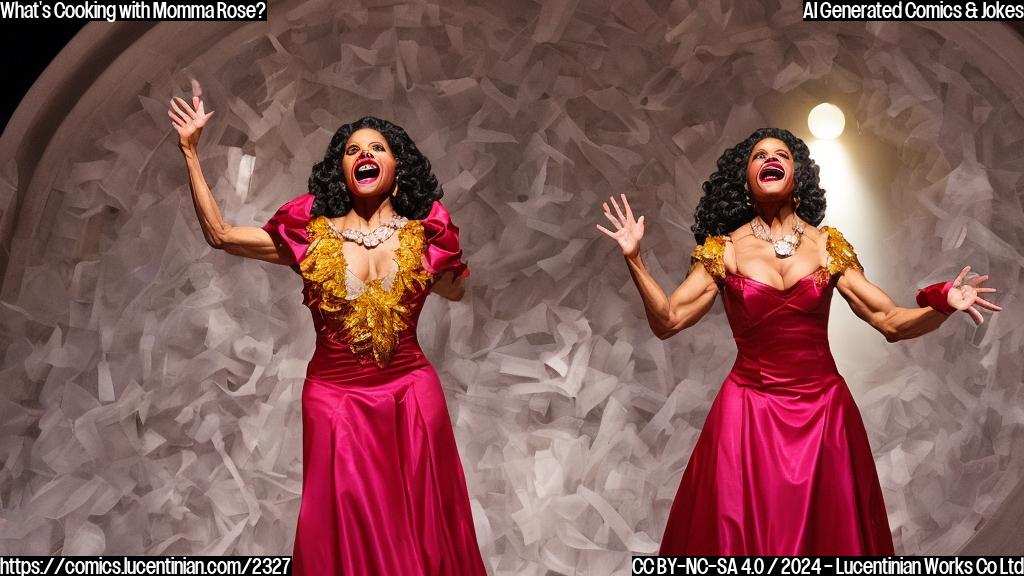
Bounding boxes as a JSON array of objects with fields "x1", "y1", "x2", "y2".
[{"x1": 808, "y1": 103, "x2": 845, "y2": 140}]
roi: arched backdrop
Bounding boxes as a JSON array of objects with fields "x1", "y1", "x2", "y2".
[{"x1": 1, "y1": 1, "x2": 1022, "y2": 572}]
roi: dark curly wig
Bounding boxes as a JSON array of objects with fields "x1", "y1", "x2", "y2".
[
  {"x1": 308, "y1": 116, "x2": 442, "y2": 220},
  {"x1": 691, "y1": 128, "x2": 826, "y2": 244}
]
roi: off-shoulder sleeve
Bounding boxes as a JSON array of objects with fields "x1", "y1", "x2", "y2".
[
  {"x1": 820, "y1": 225, "x2": 864, "y2": 276},
  {"x1": 420, "y1": 201, "x2": 469, "y2": 278},
  {"x1": 690, "y1": 235, "x2": 727, "y2": 281},
  {"x1": 262, "y1": 193, "x2": 316, "y2": 267}
]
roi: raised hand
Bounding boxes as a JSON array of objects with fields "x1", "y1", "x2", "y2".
[
  {"x1": 948, "y1": 265, "x2": 1002, "y2": 325},
  {"x1": 168, "y1": 79, "x2": 215, "y2": 151},
  {"x1": 596, "y1": 194, "x2": 645, "y2": 259}
]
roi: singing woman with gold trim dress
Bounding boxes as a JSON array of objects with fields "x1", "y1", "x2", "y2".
[
  {"x1": 169, "y1": 86, "x2": 486, "y2": 575},
  {"x1": 596, "y1": 128, "x2": 1002, "y2": 555}
]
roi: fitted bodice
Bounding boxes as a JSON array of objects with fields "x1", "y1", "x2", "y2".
[
  {"x1": 299, "y1": 216, "x2": 434, "y2": 368},
  {"x1": 261, "y1": 195, "x2": 469, "y2": 376},
  {"x1": 721, "y1": 269, "x2": 833, "y2": 352},
  {"x1": 719, "y1": 270, "x2": 840, "y2": 387},
  {"x1": 691, "y1": 227, "x2": 864, "y2": 389}
]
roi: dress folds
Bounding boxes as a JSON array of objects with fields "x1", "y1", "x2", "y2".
[
  {"x1": 659, "y1": 228, "x2": 895, "y2": 556},
  {"x1": 263, "y1": 195, "x2": 486, "y2": 575}
]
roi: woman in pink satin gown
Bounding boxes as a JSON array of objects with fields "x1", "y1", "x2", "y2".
[
  {"x1": 170, "y1": 89, "x2": 486, "y2": 574},
  {"x1": 596, "y1": 128, "x2": 1002, "y2": 555}
]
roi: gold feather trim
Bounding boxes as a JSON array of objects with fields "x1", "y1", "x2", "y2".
[
  {"x1": 820, "y1": 225, "x2": 864, "y2": 277},
  {"x1": 690, "y1": 235, "x2": 728, "y2": 281},
  {"x1": 299, "y1": 217, "x2": 431, "y2": 367}
]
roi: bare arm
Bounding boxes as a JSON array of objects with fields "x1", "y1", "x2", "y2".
[
  {"x1": 836, "y1": 268, "x2": 946, "y2": 342},
  {"x1": 169, "y1": 85, "x2": 291, "y2": 265},
  {"x1": 597, "y1": 194, "x2": 718, "y2": 339},
  {"x1": 836, "y1": 265, "x2": 1001, "y2": 342},
  {"x1": 179, "y1": 147, "x2": 290, "y2": 263},
  {"x1": 625, "y1": 253, "x2": 719, "y2": 339}
]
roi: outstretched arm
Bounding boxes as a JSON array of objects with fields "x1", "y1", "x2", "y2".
[
  {"x1": 836, "y1": 265, "x2": 1001, "y2": 342},
  {"x1": 168, "y1": 83, "x2": 290, "y2": 265},
  {"x1": 597, "y1": 194, "x2": 719, "y2": 340}
]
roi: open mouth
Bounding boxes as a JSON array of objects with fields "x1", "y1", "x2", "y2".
[
  {"x1": 354, "y1": 159, "x2": 381, "y2": 185},
  {"x1": 758, "y1": 161, "x2": 786, "y2": 182}
]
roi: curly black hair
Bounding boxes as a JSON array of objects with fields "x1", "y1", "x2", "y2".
[
  {"x1": 308, "y1": 116, "x2": 442, "y2": 220},
  {"x1": 691, "y1": 128, "x2": 826, "y2": 244}
]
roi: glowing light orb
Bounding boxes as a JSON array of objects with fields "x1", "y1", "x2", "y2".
[{"x1": 807, "y1": 103, "x2": 845, "y2": 139}]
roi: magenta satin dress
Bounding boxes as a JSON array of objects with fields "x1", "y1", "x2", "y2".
[
  {"x1": 660, "y1": 231, "x2": 895, "y2": 555},
  {"x1": 262, "y1": 194, "x2": 486, "y2": 575}
]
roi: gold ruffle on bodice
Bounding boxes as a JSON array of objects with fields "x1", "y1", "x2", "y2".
[
  {"x1": 690, "y1": 235, "x2": 728, "y2": 280},
  {"x1": 690, "y1": 225, "x2": 863, "y2": 282},
  {"x1": 819, "y1": 226, "x2": 863, "y2": 276},
  {"x1": 299, "y1": 216, "x2": 432, "y2": 367}
]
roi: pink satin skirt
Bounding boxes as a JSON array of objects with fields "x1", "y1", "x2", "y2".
[
  {"x1": 292, "y1": 334, "x2": 486, "y2": 575},
  {"x1": 659, "y1": 348, "x2": 895, "y2": 555}
]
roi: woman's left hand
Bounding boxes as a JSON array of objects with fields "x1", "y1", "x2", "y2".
[
  {"x1": 949, "y1": 265, "x2": 1002, "y2": 324},
  {"x1": 431, "y1": 271, "x2": 465, "y2": 301}
]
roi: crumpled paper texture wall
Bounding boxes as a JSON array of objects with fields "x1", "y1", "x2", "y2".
[{"x1": 0, "y1": 0, "x2": 1022, "y2": 572}]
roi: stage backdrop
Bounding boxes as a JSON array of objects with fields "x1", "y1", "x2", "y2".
[{"x1": 1, "y1": 0, "x2": 1022, "y2": 572}]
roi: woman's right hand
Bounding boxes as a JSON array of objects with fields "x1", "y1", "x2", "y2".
[
  {"x1": 168, "y1": 80, "x2": 215, "y2": 152},
  {"x1": 596, "y1": 193, "x2": 645, "y2": 259}
]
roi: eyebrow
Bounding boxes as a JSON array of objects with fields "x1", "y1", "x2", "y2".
[{"x1": 755, "y1": 147, "x2": 790, "y2": 154}]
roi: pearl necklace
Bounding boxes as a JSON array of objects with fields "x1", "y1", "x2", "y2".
[
  {"x1": 327, "y1": 216, "x2": 408, "y2": 248},
  {"x1": 750, "y1": 217, "x2": 805, "y2": 258}
]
